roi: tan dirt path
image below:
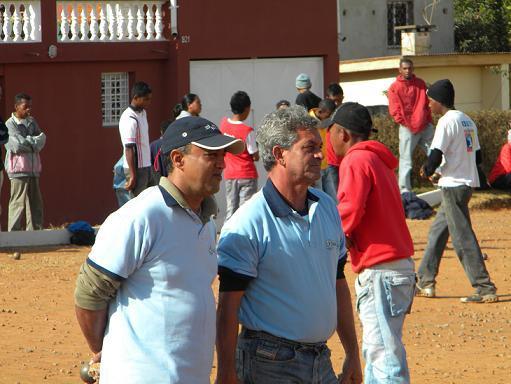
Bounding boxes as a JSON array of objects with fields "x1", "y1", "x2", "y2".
[{"x1": 0, "y1": 209, "x2": 509, "y2": 383}]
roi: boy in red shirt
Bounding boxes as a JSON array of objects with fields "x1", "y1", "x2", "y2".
[
  {"x1": 220, "y1": 91, "x2": 259, "y2": 220},
  {"x1": 329, "y1": 102, "x2": 415, "y2": 383},
  {"x1": 489, "y1": 129, "x2": 511, "y2": 190}
]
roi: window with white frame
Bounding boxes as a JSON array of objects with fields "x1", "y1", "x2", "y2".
[
  {"x1": 387, "y1": 1, "x2": 414, "y2": 47},
  {"x1": 101, "y1": 72, "x2": 129, "y2": 126}
]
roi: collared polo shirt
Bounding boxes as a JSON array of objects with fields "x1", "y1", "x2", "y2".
[
  {"x1": 88, "y1": 178, "x2": 217, "y2": 384},
  {"x1": 217, "y1": 179, "x2": 346, "y2": 343}
]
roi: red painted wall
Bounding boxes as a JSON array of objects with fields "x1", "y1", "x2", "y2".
[
  {"x1": 0, "y1": 0, "x2": 339, "y2": 228},
  {"x1": 0, "y1": 60, "x2": 170, "y2": 228},
  {"x1": 172, "y1": 0, "x2": 339, "y2": 102}
]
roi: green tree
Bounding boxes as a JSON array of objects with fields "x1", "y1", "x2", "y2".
[{"x1": 454, "y1": 0, "x2": 510, "y2": 52}]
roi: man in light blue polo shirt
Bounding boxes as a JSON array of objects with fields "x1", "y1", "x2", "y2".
[
  {"x1": 216, "y1": 106, "x2": 362, "y2": 384},
  {"x1": 74, "y1": 116, "x2": 244, "y2": 384}
]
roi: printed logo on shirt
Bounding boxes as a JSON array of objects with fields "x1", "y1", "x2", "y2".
[
  {"x1": 325, "y1": 239, "x2": 339, "y2": 250},
  {"x1": 464, "y1": 130, "x2": 474, "y2": 152},
  {"x1": 461, "y1": 120, "x2": 472, "y2": 128}
]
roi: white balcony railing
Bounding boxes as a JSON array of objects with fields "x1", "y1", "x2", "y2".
[
  {"x1": 0, "y1": 1, "x2": 42, "y2": 43},
  {"x1": 57, "y1": 1, "x2": 167, "y2": 42}
]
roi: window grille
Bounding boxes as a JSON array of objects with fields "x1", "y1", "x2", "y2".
[
  {"x1": 101, "y1": 72, "x2": 129, "y2": 127},
  {"x1": 387, "y1": 1, "x2": 414, "y2": 47}
]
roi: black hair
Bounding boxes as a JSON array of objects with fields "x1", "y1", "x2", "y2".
[
  {"x1": 230, "y1": 91, "x2": 251, "y2": 115},
  {"x1": 181, "y1": 93, "x2": 199, "y2": 111},
  {"x1": 131, "y1": 82, "x2": 152, "y2": 99},
  {"x1": 172, "y1": 103, "x2": 182, "y2": 119},
  {"x1": 326, "y1": 83, "x2": 343, "y2": 97},
  {"x1": 318, "y1": 98, "x2": 336, "y2": 112},
  {"x1": 399, "y1": 57, "x2": 414, "y2": 67},
  {"x1": 275, "y1": 99, "x2": 290, "y2": 109},
  {"x1": 15, "y1": 93, "x2": 31, "y2": 104},
  {"x1": 160, "y1": 119, "x2": 172, "y2": 135}
]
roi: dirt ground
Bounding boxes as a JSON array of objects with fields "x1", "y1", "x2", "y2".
[{"x1": 0, "y1": 208, "x2": 510, "y2": 384}]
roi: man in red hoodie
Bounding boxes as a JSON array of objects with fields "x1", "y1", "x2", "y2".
[
  {"x1": 329, "y1": 102, "x2": 415, "y2": 383},
  {"x1": 489, "y1": 129, "x2": 511, "y2": 190},
  {"x1": 388, "y1": 58, "x2": 433, "y2": 192}
]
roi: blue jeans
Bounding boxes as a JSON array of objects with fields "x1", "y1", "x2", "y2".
[
  {"x1": 355, "y1": 261, "x2": 415, "y2": 383},
  {"x1": 398, "y1": 124, "x2": 434, "y2": 192},
  {"x1": 236, "y1": 328, "x2": 338, "y2": 383}
]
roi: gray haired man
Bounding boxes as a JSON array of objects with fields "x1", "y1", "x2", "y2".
[{"x1": 216, "y1": 106, "x2": 362, "y2": 384}]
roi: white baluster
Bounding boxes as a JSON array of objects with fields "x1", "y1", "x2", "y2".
[
  {"x1": 22, "y1": 4, "x2": 31, "y2": 41},
  {"x1": 12, "y1": 5, "x2": 21, "y2": 41},
  {"x1": 145, "y1": 3, "x2": 154, "y2": 40},
  {"x1": 60, "y1": 7, "x2": 69, "y2": 41},
  {"x1": 80, "y1": 5, "x2": 89, "y2": 41},
  {"x1": 154, "y1": 3, "x2": 163, "y2": 40},
  {"x1": 3, "y1": 5, "x2": 12, "y2": 42},
  {"x1": 89, "y1": 4, "x2": 98, "y2": 41},
  {"x1": 106, "y1": 3, "x2": 116, "y2": 41},
  {"x1": 116, "y1": 4, "x2": 126, "y2": 40},
  {"x1": 70, "y1": 4, "x2": 79, "y2": 41},
  {"x1": 127, "y1": 5, "x2": 135, "y2": 40},
  {"x1": 136, "y1": 5, "x2": 145, "y2": 40},
  {"x1": 99, "y1": 6, "x2": 107, "y2": 40},
  {"x1": 29, "y1": 3, "x2": 40, "y2": 41}
]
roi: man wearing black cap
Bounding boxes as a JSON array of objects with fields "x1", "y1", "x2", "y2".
[
  {"x1": 416, "y1": 79, "x2": 498, "y2": 303},
  {"x1": 329, "y1": 102, "x2": 416, "y2": 383},
  {"x1": 74, "y1": 116, "x2": 244, "y2": 383}
]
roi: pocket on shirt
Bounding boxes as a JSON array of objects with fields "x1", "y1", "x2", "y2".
[{"x1": 383, "y1": 274, "x2": 415, "y2": 317}]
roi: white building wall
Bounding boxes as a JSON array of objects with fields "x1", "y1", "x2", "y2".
[{"x1": 339, "y1": 0, "x2": 454, "y2": 60}]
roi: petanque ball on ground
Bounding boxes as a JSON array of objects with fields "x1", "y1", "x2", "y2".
[
  {"x1": 79, "y1": 363, "x2": 96, "y2": 383},
  {"x1": 12, "y1": 252, "x2": 21, "y2": 260}
]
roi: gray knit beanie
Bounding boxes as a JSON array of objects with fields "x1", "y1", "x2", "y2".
[{"x1": 296, "y1": 73, "x2": 312, "y2": 89}]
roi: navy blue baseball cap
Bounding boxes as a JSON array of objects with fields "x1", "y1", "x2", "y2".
[{"x1": 161, "y1": 116, "x2": 245, "y2": 155}]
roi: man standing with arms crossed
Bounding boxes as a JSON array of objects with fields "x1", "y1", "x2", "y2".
[
  {"x1": 75, "y1": 116, "x2": 244, "y2": 383},
  {"x1": 216, "y1": 106, "x2": 362, "y2": 384},
  {"x1": 5, "y1": 93, "x2": 46, "y2": 231},
  {"x1": 329, "y1": 102, "x2": 416, "y2": 383},
  {"x1": 119, "y1": 81, "x2": 153, "y2": 197},
  {"x1": 388, "y1": 58, "x2": 433, "y2": 192}
]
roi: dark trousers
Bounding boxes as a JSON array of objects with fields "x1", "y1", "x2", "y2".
[
  {"x1": 418, "y1": 186, "x2": 496, "y2": 295},
  {"x1": 491, "y1": 173, "x2": 511, "y2": 190},
  {"x1": 124, "y1": 166, "x2": 152, "y2": 198}
]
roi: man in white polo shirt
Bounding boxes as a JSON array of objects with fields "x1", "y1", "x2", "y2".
[
  {"x1": 119, "y1": 81, "x2": 153, "y2": 197},
  {"x1": 216, "y1": 106, "x2": 361, "y2": 384},
  {"x1": 74, "y1": 116, "x2": 244, "y2": 383}
]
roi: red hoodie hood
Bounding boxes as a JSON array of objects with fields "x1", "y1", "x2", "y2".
[{"x1": 345, "y1": 140, "x2": 398, "y2": 171}]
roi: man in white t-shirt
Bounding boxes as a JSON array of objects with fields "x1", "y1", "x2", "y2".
[
  {"x1": 416, "y1": 79, "x2": 497, "y2": 303},
  {"x1": 74, "y1": 116, "x2": 244, "y2": 383},
  {"x1": 119, "y1": 81, "x2": 153, "y2": 197}
]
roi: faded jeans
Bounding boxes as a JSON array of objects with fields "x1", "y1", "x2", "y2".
[
  {"x1": 225, "y1": 178, "x2": 257, "y2": 221},
  {"x1": 236, "y1": 328, "x2": 338, "y2": 384},
  {"x1": 355, "y1": 259, "x2": 415, "y2": 384},
  {"x1": 398, "y1": 124, "x2": 434, "y2": 192},
  {"x1": 417, "y1": 186, "x2": 497, "y2": 295}
]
